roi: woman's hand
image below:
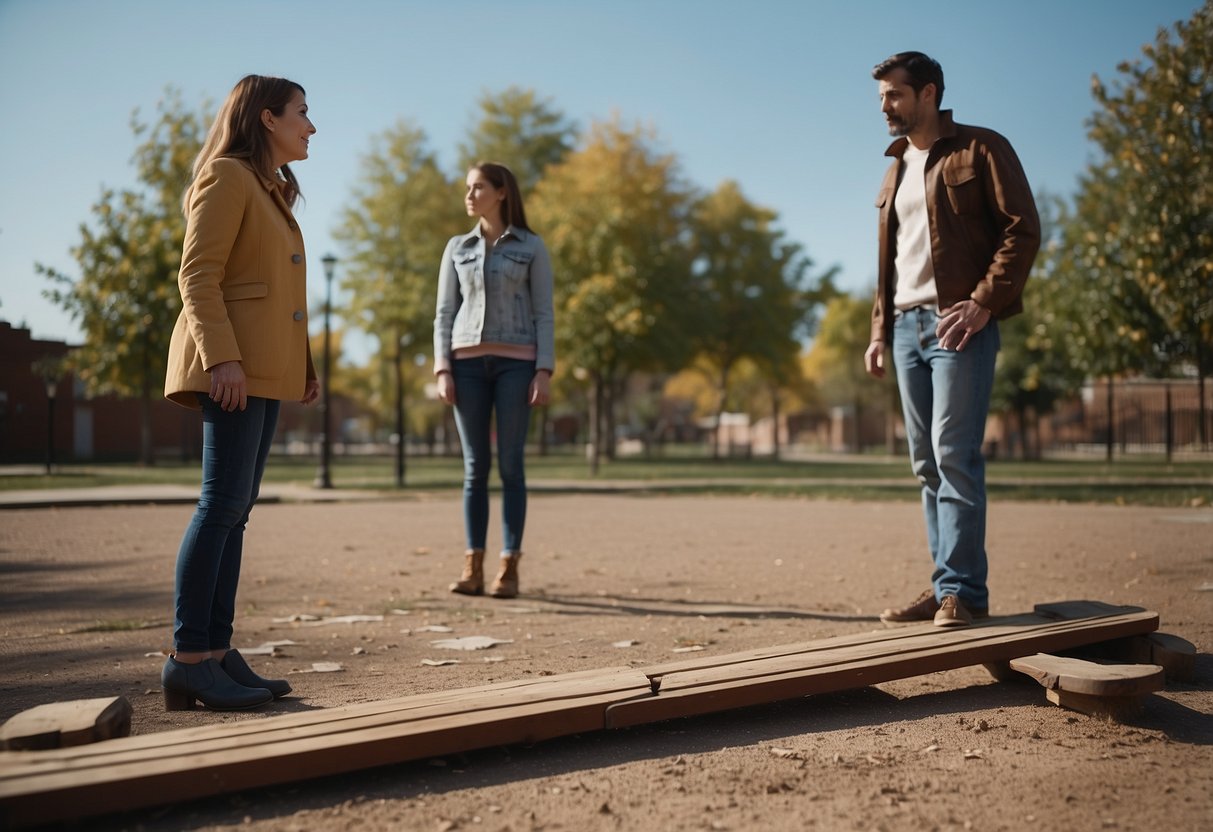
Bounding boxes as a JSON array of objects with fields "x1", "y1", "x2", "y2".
[
  {"x1": 301, "y1": 378, "x2": 320, "y2": 405},
  {"x1": 436, "y1": 371, "x2": 456, "y2": 405},
  {"x1": 209, "y1": 361, "x2": 247, "y2": 411},
  {"x1": 529, "y1": 370, "x2": 551, "y2": 407}
]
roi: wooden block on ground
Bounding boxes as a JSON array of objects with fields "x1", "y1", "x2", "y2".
[
  {"x1": 1058, "y1": 632, "x2": 1197, "y2": 683},
  {"x1": 0, "y1": 698, "x2": 132, "y2": 751},
  {"x1": 1009, "y1": 653, "x2": 1164, "y2": 719},
  {"x1": 1044, "y1": 689, "x2": 1145, "y2": 720}
]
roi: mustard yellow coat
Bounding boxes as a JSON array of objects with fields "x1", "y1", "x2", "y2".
[{"x1": 165, "y1": 157, "x2": 315, "y2": 409}]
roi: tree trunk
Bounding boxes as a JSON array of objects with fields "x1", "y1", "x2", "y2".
[
  {"x1": 1105, "y1": 376, "x2": 1115, "y2": 463},
  {"x1": 139, "y1": 333, "x2": 154, "y2": 466},
  {"x1": 587, "y1": 375, "x2": 602, "y2": 476},
  {"x1": 604, "y1": 378, "x2": 619, "y2": 461},
  {"x1": 770, "y1": 383, "x2": 781, "y2": 460},
  {"x1": 713, "y1": 366, "x2": 731, "y2": 460},
  {"x1": 1165, "y1": 382, "x2": 1173, "y2": 464},
  {"x1": 394, "y1": 331, "x2": 406, "y2": 488},
  {"x1": 1198, "y1": 341, "x2": 1208, "y2": 451}
]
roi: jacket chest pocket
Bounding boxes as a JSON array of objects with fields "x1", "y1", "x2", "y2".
[
  {"x1": 454, "y1": 252, "x2": 482, "y2": 291},
  {"x1": 500, "y1": 250, "x2": 533, "y2": 285},
  {"x1": 943, "y1": 165, "x2": 982, "y2": 215}
]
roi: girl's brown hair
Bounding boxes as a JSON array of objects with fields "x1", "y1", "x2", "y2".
[
  {"x1": 472, "y1": 161, "x2": 530, "y2": 232},
  {"x1": 185, "y1": 74, "x2": 306, "y2": 211}
]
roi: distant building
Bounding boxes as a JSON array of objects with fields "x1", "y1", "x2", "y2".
[{"x1": 0, "y1": 320, "x2": 204, "y2": 464}]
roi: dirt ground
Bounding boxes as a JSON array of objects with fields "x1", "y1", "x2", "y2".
[{"x1": 1, "y1": 493, "x2": 1211, "y2": 831}]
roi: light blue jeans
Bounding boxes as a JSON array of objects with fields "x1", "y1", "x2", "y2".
[
  {"x1": 450, "y1": 356, "x2": 535, "y2": 553},
  {"x1": 892, "y1": 307, "x2": 999, "y2": 610}
]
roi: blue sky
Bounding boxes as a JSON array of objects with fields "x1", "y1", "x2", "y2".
[{"x1": 0, "y1": 0, "x2": 1202, "y2": 362}]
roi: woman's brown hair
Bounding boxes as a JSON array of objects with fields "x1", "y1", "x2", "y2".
[
  {"x1": 185, "y1": 74, "x2": 306, "y2": 211},
  {"x1": 471, "y1": 161, "x2": 531, "y2": 232}
]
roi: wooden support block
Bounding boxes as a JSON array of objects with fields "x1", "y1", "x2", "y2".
[
  {"x1": 1058, "y1": 632, "x2": 1197, "y2": 683},
  {"x1": 1044, "y1": 689, "x2": 1145, "y2": 720},
  {"x1": 1009, "y1": 653, "x2": 1164, "y2": 720},
  {"x1": 0, "y1": 698, "x2": 132, "y2": 751},
  {"x1": 1145, "y1": 632, "x2": 1198, "y2": 681}
]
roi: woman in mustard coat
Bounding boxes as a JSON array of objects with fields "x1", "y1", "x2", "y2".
[{"x1": 162, "y1": 74, "x2": 318, "y2": 711}]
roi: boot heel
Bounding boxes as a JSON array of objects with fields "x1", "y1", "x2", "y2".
[{"x1": 163, "y1": 688, "x2": 196, "y2": 711}]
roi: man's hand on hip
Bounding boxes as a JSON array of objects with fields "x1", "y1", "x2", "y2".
[{"x1": 936, "y1": 300, "x2": 991, "y2": 352}]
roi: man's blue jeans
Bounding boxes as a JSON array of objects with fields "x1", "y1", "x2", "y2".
[
  {"x1": 892, "y1": 307, "x2": 999, "y2": 609},
  {"x1": 173, "y1": 394, "x2": 279, "y2": 653},
  {"x1": 450, "y1": 356, "x2": 534, "y2": 553}
]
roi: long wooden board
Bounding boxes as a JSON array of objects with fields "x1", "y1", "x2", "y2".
[
  {"x1": 0, "y1": 601, "x2": 1161, "y2": 828},
  {"x1": 606, "y1": 602, "x2": 1158, "y2": 727},
  {"x1": 0, "y1": 667, "x2": 652, "y2": 828}
]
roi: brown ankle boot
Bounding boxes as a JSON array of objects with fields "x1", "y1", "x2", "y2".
[
  {"x1": 449, "y1": 549, "x2": 485, "y2": 595},
  {"x1": 489, "y1": 552, "x2": 521, "y2": 598}
]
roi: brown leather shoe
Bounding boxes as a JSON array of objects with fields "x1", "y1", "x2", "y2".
[
  {"x1": 933, "y1": 595, "x2": 989, "y2": 627},
  {"x1": 449, "y1": 549, "x2": 485, "y2": 596},
  {"x1": 489, "y1": 552, "x2": 521, "y2": 598},
  {"x1": 880, "y1": 589, "x2": 939, "y2": 623}
]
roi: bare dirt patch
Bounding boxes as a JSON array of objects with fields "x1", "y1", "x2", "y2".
[{"x1": 2, "y1": 495, "x2": 1210, "y2": 830}]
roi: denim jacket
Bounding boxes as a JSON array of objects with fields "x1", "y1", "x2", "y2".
[{"x1": 433, "y1": 225, "x2": 555, "y2": 373}]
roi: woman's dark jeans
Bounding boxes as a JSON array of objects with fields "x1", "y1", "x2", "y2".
[
  {"x1": 450, "y1": 356, "x2": 534, "y2": 553},
  {"x1": 173, "y1": 394, "x2": 279, "y2": 653}
]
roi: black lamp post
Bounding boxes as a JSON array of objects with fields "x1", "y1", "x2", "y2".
[
  {"x1": 31, "y1": 357, "x2": 63, "y2": 476},
  {"x1": 315, "y1": 253, "x2": 337, "y2": 489},
  {"x1": 43, "y1": 375, "x2": 58, "y2": 476}
]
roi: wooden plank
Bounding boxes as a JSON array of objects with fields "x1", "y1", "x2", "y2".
[
  {"x1": 0, "y1": 602, "x2": 1165, "y2": 828},
  {"x1": 0, "y1": 668, "x2": 654, "y2": 828},
  {"x1": 1008, "y1": 653, "x2": 1165, "y2": 697},
  {"x1": 0, "y1": 698, "x2": 131, "y2": 751},
  {"x1": 605, "y1": 607, "x2": 1158, "y2": 727}
]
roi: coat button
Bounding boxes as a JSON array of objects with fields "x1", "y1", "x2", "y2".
[
  {"x1": 291, "y1": 254, "x2": 302, "y2": 264},
  {"x1": 293, "y1": 310, "x2": 304, "y2": 321}
]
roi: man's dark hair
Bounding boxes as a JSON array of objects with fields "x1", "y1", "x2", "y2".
[{"x1": 872, "y1": 52, "x2": 945, "y2": 107}]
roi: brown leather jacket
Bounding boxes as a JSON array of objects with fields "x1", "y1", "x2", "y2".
[{"x1": 870, "y1": 110, "x2": 1040, "y2": 343}]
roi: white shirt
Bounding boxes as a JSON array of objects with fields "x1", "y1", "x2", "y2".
[{"x1": 892, "y1": 144, "x2": 938, "y2": 310}]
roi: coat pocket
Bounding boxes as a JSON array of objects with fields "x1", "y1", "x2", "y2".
[
  {"x1": 943, "y1": 165, "x2": 981, "y2": 215},
  {"x1": 501, "y1": 250, "x2": 533, "y2": 282},
  {"x1": 222, "y1": 281, "x2": 269, "y2": 301}
]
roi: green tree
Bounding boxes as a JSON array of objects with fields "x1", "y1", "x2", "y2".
[
  {"x1": 687, "y1": 180, "x2": 835, "y2": 457},
  {"x1": 991, "y1": 193, "x2": 1088, "y2": 459},
  {"x1": 39, "y1": 90, "x2": 206, "y2": 464},
  {"x1": 335, "y1": 120, "x2": 464, "y2": 484},
  {"x1": 1049, "y1": 165, "x2": 1173, "y2": 458},
  {"x1": 530, "y1": 118, "x2": 694, "y2": 472},
  {"x1": 456, "y1": 87, "x2": 577, "y2": 193},
  {"x1": 1084, "y1": 1, "x2": 1213, "y2": 444},
  {"x1": 802, "y1": 294, "x2": 892, "y2": 452}
]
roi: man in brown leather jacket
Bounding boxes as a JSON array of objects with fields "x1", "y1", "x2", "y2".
[{"x1": 864, "y1": 52, "x2": 1040, "y2": 627}]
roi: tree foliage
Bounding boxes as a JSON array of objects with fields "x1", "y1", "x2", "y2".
[
  {"x1": 334, "y1": 121, "x2": 463, "y2": 473},
  {"x1": 1083, "y1": 1, "x2": 1213, "y2": 376},
  {"x1": 39, "y1": 89, "x2": 206, "y2": 463},
  {"x1": 529, "y1": 118, "x2": 693, "y2": 467},
  {"x1": 457, "y1": 87, "x2": 578, "y2": 193},
  {"x1": 686, "y1": 180, "x2": 833, "y2": 455}
]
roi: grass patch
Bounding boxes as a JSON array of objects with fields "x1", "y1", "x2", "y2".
[{"x1": 4, "y1": 450, "x2": 1211, "y2": 507}]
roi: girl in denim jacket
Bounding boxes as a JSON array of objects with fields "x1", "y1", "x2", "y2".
[{"x1": 433, "y1": 162, "x2": 555, "y2": 599}]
